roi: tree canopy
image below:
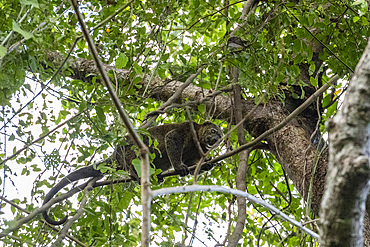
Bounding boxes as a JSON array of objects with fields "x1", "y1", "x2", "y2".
[{"x1": 0, "y1": 0, "x2": 369, "y2": 246}]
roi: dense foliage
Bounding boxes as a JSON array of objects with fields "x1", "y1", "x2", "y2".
[{"x1": 0, "y1": 0, "x2": 368, "y2": 246}]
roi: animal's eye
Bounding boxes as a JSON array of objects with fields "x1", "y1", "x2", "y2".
[{"x1": 211, "y1": 129, "x2": 216, "y2": 134}]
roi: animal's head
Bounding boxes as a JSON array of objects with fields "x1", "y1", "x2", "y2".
[{"x1": 198, "y1": 122, "x2": 223, "y2": 150}]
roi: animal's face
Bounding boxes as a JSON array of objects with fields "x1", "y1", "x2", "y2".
[{"x1": 198, "y1": 123, "x2": 223, "y2": 150}]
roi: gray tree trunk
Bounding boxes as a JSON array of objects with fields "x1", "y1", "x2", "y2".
[{"x1": 320, "y1": 40, "x2": 370, "y2": 246}]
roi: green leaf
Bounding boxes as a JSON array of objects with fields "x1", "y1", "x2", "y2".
[
  {"x1": 96, "y1": 162, "x2": 115, "y2": 173},
  {"x1": 362, "y1": 16, "x2": 368, "y2": 26},
  {"x1": 310, "y1": 77, "x2": 318, "y2": 87},
  {"x1": 294, "y1": 54, "x2": 303, "y2": 64},
  {"x1": 353, "y1": 16, "x2": 360, "y2": 23},
  {"x1": 308, "y1": 62, "x2": 316, "y2": 75},
  {"x1": 20, "y1": 0, "x2": 39, "y2": 8},
  {"x1": 12, "y1": 20, "x2": 33, "y2": 40},
  {"x1": 29, "y1": 55, "x2": 37, "y2": 71},
  {"x1": 133, "y1": 62, "x2": 143, "y2": 76},
  {"x1": 326, "y1": 101, "x2": 338, "y2": 117},
  {"x1": 285, "y1": 2, "x2": 296, "y2": 7},
  {"x1": 198, "y1": 104, "x2": 205, "y2": 114},
  {"x1": 8, "y1": 134, "x2": 15, "y2": 141},
  {"x1": 21, "y1": 167, "x2": 29, "y2": 175},
  {"x1": 116, "y1": 53, "x2": 129, "y2": 69},
  {"x1": 79, "y1": 100, "x2": 87, "y2": 111},
  {"x1": 119, "y1": 191, "x2": 132, "y2": 208},
  {"x1": 0, "y1": 46, "x2": 6, "y2": 58},
  {"x1": 158, "y1": 68, "x2": 166, "y2": 79},
  {"x1": 132, "y1": 158, "x2": 141, "y2": 177},
  {"x1": 277, "y1": 182, "x2": 287, "y2": 193},
  {"x1": 322, "y1": 94, "x2": 331, "y2": 108},
  {"x1": 95, "y1": 106, "x2": 106, "y2": 122},
  {"x1": 352, "y1": 0, "x2": 365, "y2": 5},
  {"x1": 179, "y1": 55, "x2": 187, "y2": 65}
]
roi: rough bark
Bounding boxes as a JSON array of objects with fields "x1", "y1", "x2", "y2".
[{"x1": 319, "y1": 40, "x2": 370, "y2": 246}]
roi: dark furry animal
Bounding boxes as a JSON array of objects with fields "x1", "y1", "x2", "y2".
[{"x1": 42, "y1": 122, "x2": 222, "y2": 225}]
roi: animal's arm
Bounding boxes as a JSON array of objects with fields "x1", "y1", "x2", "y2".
[{"x1": 164, "y1": 129, "x2": 189, "y2": 176}]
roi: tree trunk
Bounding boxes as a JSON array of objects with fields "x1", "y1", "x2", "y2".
[{"x1": 319, "y1": 40, "x2": 370, "y2": 246}]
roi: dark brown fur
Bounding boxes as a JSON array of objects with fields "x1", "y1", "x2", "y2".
[{"x1": 42, "y1": 122, "x2": 222, "y2": 225}]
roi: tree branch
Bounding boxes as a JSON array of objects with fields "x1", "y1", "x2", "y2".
[
  {"x1": 152, "y1": 185, "x2": 320, "y2": 239},
  {"x1": 228, "y1": 83, "x2": 249, "y2": 247}
]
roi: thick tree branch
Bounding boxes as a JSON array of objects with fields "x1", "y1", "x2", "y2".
[{"x1": 205, "y1": 74, "x2": 338, "y2": 165}]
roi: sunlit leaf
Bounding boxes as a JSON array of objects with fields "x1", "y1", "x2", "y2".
[{"x1": 12, "y1": 20, "x2": 33, "y2": 40}]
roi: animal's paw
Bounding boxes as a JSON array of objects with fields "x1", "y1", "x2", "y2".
[
  {"x1": 156, "y1": 174, "x2": 164, "y2": 183},
  {"x1": 176, "y1": 164, "x2": 190, "y2": 177}
]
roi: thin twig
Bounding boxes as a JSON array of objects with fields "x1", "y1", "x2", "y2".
[
  {"x1": 189, "y1": 190, "x2": 204, "y2": 245},
  {"x1": 186, "y1": 108, "x2": 205, "y2": 156},
  {"x1": 181, "y1": 192, "x2": 194, "y2": 246}
]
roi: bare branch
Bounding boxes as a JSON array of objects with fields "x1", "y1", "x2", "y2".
[
  {"x1": 69, "y1": 1, "x2": 151, "y2": 246},
  {"x1": 228, "y1": 83, "x2": 250, "y2": 247},
  {"x1": 152, "y1": 185, "x2": 320, "y2": 239}
]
